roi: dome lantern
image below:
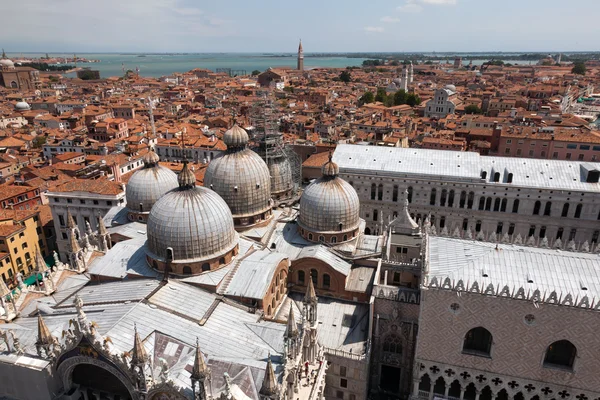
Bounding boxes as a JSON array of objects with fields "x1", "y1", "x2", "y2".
[
  {"x1": 178, "y1": 160, "x2": 196, "y2": 189},
  {"x1": 321, "y1": 152, "x2": 339, "y2": 177}
]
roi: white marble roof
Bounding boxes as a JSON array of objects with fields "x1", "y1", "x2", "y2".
[
  {"x1": 427, "y1": 236, "x2": 600, "y2": 309},
  {"x1": 334, "y1": 144, "x2": 600, "y2": 192}
]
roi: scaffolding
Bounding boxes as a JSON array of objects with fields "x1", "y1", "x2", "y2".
[{"x1": 250, "y1": 92, "x2": 301, "y2": 199}]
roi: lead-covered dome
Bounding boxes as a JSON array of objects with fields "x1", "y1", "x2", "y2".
[
  {"x1": 15, "y1": 101, "x2": 30, "y2": 111},
  {"x1": 204, "y1": 124, "x2": 272, "y2": 230},
  {"x1": 126, "y1": 148, "x2": 178, "y2": 222},
  {"x1": 0, "y1": 59, "x2": 14, "y2": 69},
  {"x1": 298, "y1": 155, "x2": 360, "y2": 243},
  {"x1": 269, "y1": 157, "x2": 294, "y2": 200},
  {"x1": 146, "y1": 162, "x2": 239, "y2": 275}
]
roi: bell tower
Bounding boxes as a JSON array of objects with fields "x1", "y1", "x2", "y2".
[{"x1": 297, "y1": 40, "x2": 304, "y2": 72}]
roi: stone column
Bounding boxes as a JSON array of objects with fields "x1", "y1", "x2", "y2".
[
  {"x1": 444, "y1": 383, "x2": 450, "y2": 398},
  {"x1": 411, "y1": 379, "x2": 420, "y2": 400},
  {"x1": 428, "y1": 385, "x2": 434, "y2": 400},
  {"x1": 383, "y1": 270, "x2": 389, "y2": 285},
  {"x1": 459, "y1": 387, "x2": 466, "y2": 400},
  {"x1": 474, "y1": 390, "x2": 481, "y2": 400}
]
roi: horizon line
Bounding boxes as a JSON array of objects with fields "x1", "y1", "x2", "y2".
[{"x1": 3, "y1": 50, "x2": 598, "y2": 55}]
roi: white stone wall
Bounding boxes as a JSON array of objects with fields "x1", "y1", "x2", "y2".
[
  {"x1": 48, "y1": 193, "x2": 125, "y2": 262},
  {"x1": 341, "y1": 172, "x2": 600, "y2": 245}
]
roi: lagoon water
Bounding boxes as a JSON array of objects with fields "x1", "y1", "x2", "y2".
[
  {"x1": 10, "y1": 53, "x2": 368, "y2": 78},
  {"x1": 9, "y1": 52, "x2": 538, "y2": 78}
]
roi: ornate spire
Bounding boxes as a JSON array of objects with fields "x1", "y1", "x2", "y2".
[
  {"x1": 34, "y1": 245, "x2": 47, "y2": 272},
  {"x1": 1, "y1": 49, "x2": 5, "y2": 59},
  {"x1": 285, "y1": 305, "x2": 298, "y2": 338},
  {"x1": 298, "y1": 39, "x2": 303, "y2": 53},
  {"x1": 68, "y1": 230, "x2": 81, "y2": 252},
  {"x1": 389, "y1": 189, "x2": 419, "y2": 236},
  {"x1": 36, "y1": 313, "x2": 54, "y2": 346},
  {"x1": 304, "y1": 276, "x2": 317, "y2": 305},
  {"x1": 259, "y1": 354, "x2": 278, "y2": 396},
  {"x1": 67, "y1": 208, "x2": 76, "y2": 229},
  {"x1": 191, "y1": 337, "x2": 209, "y2": 381},
  {"x1": 97, "y1": 214, "x2": 108, "y2": 236},
  {"x1": 131, "y1": 323, "x2": 148, "y2": 365},
  {"x1": 0, "y1": 277, "x2": 10, "y2": 297}
]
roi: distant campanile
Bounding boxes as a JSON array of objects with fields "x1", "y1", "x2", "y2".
[{"x1": 297, "y1": 39, "x2": 304, "y2": 72}]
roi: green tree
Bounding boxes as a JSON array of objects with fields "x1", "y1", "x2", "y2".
[
  {"x1": 406, "y1": 93, "x2": 421, "y2": 107},
  {"x1": 424, "y1": 60, "x2": 433, "y2": 65},
  {"x1": 464, "y1": 104, "x2": 483, "y2": 115},
  {"x1": 251, "y1": 70, "x2": 261, "y2": 76},
  {"x1": 571, "y1": 61, "x2": 586, "y2": 75},
  {"x1": 32, "y1": 135, "x2": 47, "y2": 148},
  {"x1": 375, "y1": 88, "x2": 388, "y2": 103},
  {"x1": 393, "y1": 89, "x2": 407, "y2": 106},
  {"x1": 339, "y1": 70, "x2": 352, "y2": 83},
  {"x1": 283, "y1": 86, "x2": 294, "y2": 93},
  {"x1": 78, "y1": 70, "x2": 98, "y2": 80},
  {"x1": 359, "y1": 91, "x2": 375, "y2": 105}
]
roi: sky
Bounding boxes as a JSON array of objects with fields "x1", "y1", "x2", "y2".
[{"x1": 1, "y1": 0, "x2": 600, "y2": 53}]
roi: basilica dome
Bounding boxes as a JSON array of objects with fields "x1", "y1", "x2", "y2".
[
  {"x1": 14, "y1": 101, "x2": 30, "y2": 111},
  {"x1": 146, "y1": 161, "x2": 239, "y2": 275},
  {"x1": 298, "y1": 155, "x2": 361, "y2": 244},
  {"x1": 203, "y1": 124, "x2": 272, "y2": 230},
  {"x1": 269, "y1": 156, "x2": 294, "y2": 200},
  {"x1": 125, "y1": 149, "x2": 178, "y2": 222},
  {"x1": 0, "y1": 59, "x2": 14, "y2": 69}
]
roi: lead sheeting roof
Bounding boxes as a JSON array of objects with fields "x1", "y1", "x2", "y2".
[{"x1": 334, "y1": 144, "x2": 600, "y2": 191}]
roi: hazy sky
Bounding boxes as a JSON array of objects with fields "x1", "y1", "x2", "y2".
[{"x1": 1, "y1": 0, "x2": 599, "y2": 53}]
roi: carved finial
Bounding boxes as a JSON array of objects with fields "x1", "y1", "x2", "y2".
[
  {"x1": 304, "y1": 276, "x2": 317, "y2": 304},
  {"x1": 285, "y1": 305, "x2": 298, "y2": 338},
  {"x1": 131, "y1": 323, "x2": 148, "y2": 365},
  {"x1": 260, "y1": 353, "x2": 278, "y2": 396},
  {"x1": 191, "y1": 337, "x2": 209, "y2": 381}
]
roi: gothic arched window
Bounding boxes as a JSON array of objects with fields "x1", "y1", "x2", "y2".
[{"x1": 383, "y1": 334, "x2": 403, "y2": 355}]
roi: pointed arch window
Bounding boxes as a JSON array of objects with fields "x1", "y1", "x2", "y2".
[{"x1": 383, "y1": 334, "x2": 403, "y2": 355}]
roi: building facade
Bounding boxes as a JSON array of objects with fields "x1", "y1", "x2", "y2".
[
  {"x1": 334, "y1": 144, "x2": 600, "y2": 246},
  {"x1": 425, "y1": 87, "x2": 460, "y2": 119},
  {"x1": 46, "y1": 180, "x2": 126, "y2": 262}
]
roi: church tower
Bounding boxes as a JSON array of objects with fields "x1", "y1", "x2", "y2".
[{"x1": 297, "y1": 40, "x2": 304, "y2": 72}]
